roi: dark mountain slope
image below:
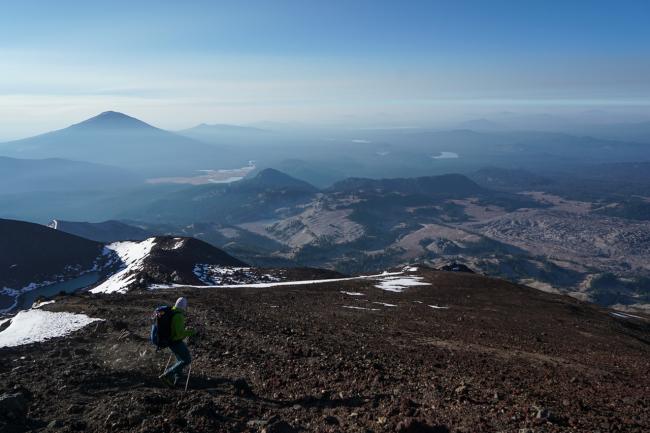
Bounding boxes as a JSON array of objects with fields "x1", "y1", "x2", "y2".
[
  {"x1": 135, "y1": 237, "x2": 247, "y2": 286},
  {"x1": 0, "y1": 219, "x2": 105, "y2": 290},
  {"x1": 1, "y1": 267, "x2": 648, "y2": 432},
  {"x1": 0, "y1": 218, "x2": 252, "y2": 313},
  {"x1": 48, "y1": 220, "x2": 153, "y2": 243}
]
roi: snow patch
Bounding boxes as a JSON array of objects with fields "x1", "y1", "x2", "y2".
[
  {"x1": 374, "y1": 276, "x2": 431, "y2": 293},
  {"x1": 610, "y1": 311, "x2": 643, "y2": 320},
  {"x1": 373, "y1": 302, "x2": 397, "y2": 307},
  {"x1": 340, "y1": 291, "x2": 364, "y2": 296},
  {"x1": 193, "y1": 265, "x2": 282, "y2": 285},
  {"x1": 32, "y1": 300, "x2": 55, "y2": 309},
  {"x1": 432, "y1": 151, "x2": 459, "y2": 159},
  {"x1": 90, "y1": 238, "x2": 156, "y2": 294},
  {"x1": 429, "y1": 305, "x2": 449, "y2": 310},
  {"x1": 0, "y1": 309, "x2": 102, "y2": 348},
  {"x1": 209, "y1": 176, "x2": 244, "y2": 183},
  {"x1": 342, "y1": 305, "x2": 380, "y2": 311}
]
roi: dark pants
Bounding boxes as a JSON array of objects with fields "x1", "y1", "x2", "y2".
[{"x1": 164, "y1": 340, "x2": 191, "y2": 379}]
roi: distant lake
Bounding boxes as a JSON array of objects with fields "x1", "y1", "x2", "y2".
[
  {"x1": 14, "y1": 272, "x2": 102, "y2": 311},
  {"x1": 432, "y1": 152, "x2": 459, "y2": 159},
  {"x1": 146, "y1": 162, "x2": 256, "y2": 185}
]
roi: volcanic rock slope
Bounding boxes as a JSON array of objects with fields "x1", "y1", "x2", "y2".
[
  {"x1": 1, "y1": 268, "x2": 649, "y2": 433},
  {"x1": 0, "y1": 219, "x2": 106, "y2": 287}
]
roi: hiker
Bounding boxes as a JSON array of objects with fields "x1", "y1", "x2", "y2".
[{"x1": 159, "y1": 297, "x2": 196, "y2": 386}]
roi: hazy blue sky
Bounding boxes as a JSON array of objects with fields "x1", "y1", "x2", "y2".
[{"x1": 1, "y1": 0, "x2": 649, "y2": 138}]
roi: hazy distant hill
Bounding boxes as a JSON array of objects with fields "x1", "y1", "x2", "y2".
[
  {"x1": 329, "y1": 173, "x2": 485, "y2": 198},
  {"x1": 123, "y1": 168, "x2": 319, "y2": 224},
  {"x1": 456, "y1": 118, "x2": 506, "y2": 131},
  {"x1": 0, "y1": 111, "x2": 237, "y2": 174},
  {"x1": 243, "y1": 167, "x2": 318, "y2": 192},
  {"x1": 0, "y1": 156, "x2": 142, "y2": 194},
  {"x1": 0, "y1": 183, "x2": 186, "y2": 224},
  {"x1": 351, "y1": 128, "x2": 650, "y2": 173},
  {"x1": 470, "y1": 167, "x2": 554, "y2": 192},
  {"x1": 177, "y1": 123, "x2": 269, "y2": 142},
  {"x1": 578, "y1": 121, "x2": 650, "y2": 144}
]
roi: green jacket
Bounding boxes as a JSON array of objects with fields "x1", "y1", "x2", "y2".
[{"x1": 171, "y1": 307, "x2": 195, "y2": 341}]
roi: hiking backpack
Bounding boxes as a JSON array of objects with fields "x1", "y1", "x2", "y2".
[{"x1": 150, "y1": 305, "x2": 175, "y2": 349}]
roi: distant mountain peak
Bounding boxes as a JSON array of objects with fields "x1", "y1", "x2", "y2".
[
  {"x1": 255, "y1": 167, "x2": 290, "y2": 179},
  {"x1": 241, "y1": 168, "x2": 318, "y2": 192},
  {"x1": 254, "y1": 168, "x2": 304, "y2": 184},
  {"x1": 69, "y1": 111, "x2": 157, "y2": 131}
]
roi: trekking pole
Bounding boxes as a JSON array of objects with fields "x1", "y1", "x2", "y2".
[
  {"x1": 184, "y1": 363, "x2": 192, "y2": 393},
  {"x1": 162, "y1": 353, "x2": 172, "y2": 375}
]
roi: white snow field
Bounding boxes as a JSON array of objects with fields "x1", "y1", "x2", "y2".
[
  {"x1": 374, "y1": 276, "x2": 431, "y2": 292},
  {"x1": 0, "y1": 309, "x2": 102, "y2": 348},
  {"x1": 193, "y1": 265, "x2": 281, "y2": 285},
  {"x1": 90, "y1": 238, "x2": 156, "y2": 294}
]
